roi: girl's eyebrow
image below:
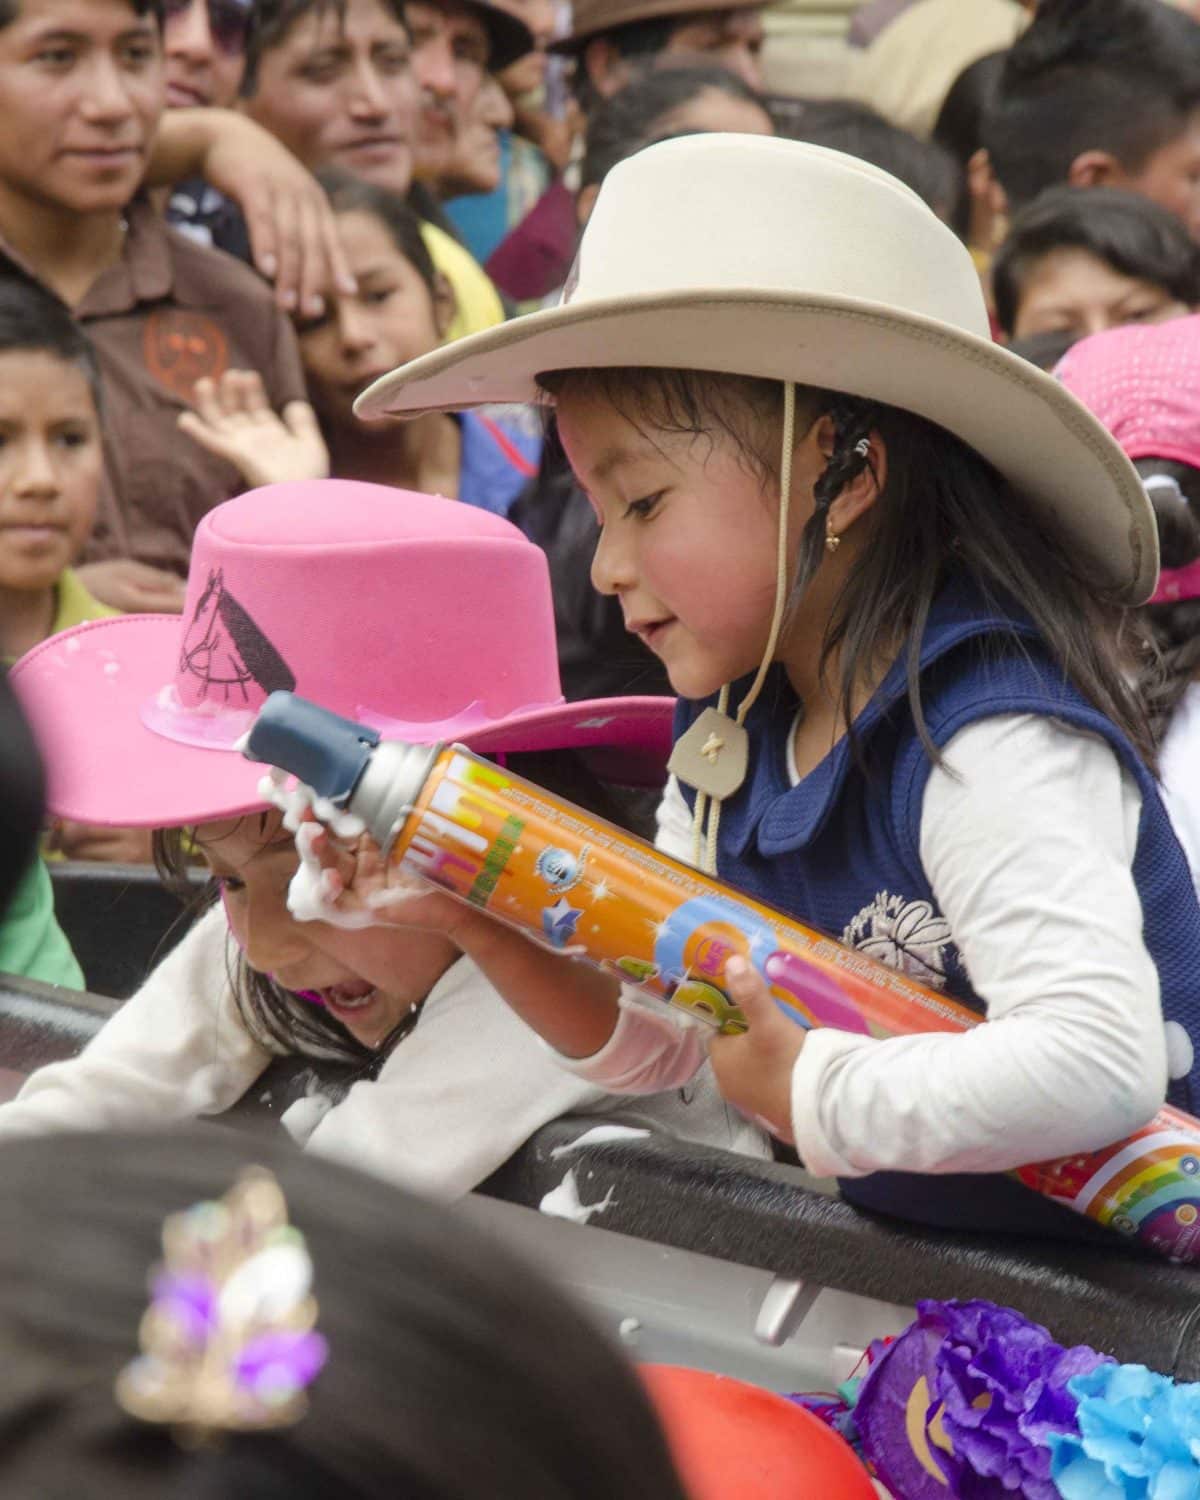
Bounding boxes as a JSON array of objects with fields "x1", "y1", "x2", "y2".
[{"x1": 593, "y1": 445, "x2": 634, "y2": 483}]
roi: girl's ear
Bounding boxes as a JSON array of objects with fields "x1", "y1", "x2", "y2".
[
  {"x1": 432, "y1": 272, "x2": 458, "y2": 341},
  {"x1": 825, "y1": 428, "x2": 888, "y2": 537}
]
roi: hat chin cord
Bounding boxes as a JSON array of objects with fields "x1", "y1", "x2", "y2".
[{"x1": 673, "y1": 381, "x2": 798, "y2": 875}]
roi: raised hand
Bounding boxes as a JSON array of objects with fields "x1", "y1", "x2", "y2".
[
  {"x1": 149, "y1": 108, "x2": 356, "y2": 319},
  {"x1": 178, "y1": 371, "x2": 329, "y2": 490}
]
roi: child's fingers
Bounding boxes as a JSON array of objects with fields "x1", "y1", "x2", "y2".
[
  {"x1": 724, "y1": 956, "x2": 786, "y2": 1033},
  {"x1": 351, "y1": 835, "x2": 389, "y2": 887},
  {"x1": 282, "y1": 399, "x2": 323, "y2": 441},
  {"x1": 190, "y1": 376, "x2": 224, "y2": 428},
  {"x1": 297, "y1": 818, "x2": 357, "y2": 886},
  {"x1": 708, "y1": 957, "x2": 804, "y2": 1142},
  {"x1": 234, "y1": 368, "x2": 270, "y2": 419},
  {"x1": 177, "y1": 409, "x2": 236, "y2": 462}
]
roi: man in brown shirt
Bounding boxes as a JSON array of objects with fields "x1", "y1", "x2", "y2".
[{"x1": 0, "y1": 0, "x2": 307, "y2": 611}]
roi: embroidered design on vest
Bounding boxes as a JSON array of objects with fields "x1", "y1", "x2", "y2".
[{"x1": 842, "y1": 892, "x2": 955, "y2": 989}]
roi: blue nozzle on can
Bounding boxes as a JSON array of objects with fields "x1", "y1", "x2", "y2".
[{"x1": 244, "y1": 692, "x2": 381, "y2": 805}]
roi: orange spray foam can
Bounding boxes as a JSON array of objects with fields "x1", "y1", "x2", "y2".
[{"x1": 246, "y1": 692, "x2": 1200, "y2": 1263}]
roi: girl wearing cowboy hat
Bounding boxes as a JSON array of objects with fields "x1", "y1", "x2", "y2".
[
  {"x1": 327, "y1": 133, "x2": 1200, "y2": 1240},
  {"x1": 0, "y1": 480, "x2": 763, "y2": 1187}
]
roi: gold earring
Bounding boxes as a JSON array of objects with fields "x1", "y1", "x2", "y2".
[{"x1": 825, "y1": 520, "x2": 841, "y2": 554}]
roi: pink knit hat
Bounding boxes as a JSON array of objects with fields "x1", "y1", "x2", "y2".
[
  {"x1": 1056, "y1": 315, "x2": 1200, "y2": 604},
  {"x1": 1055, "y1": 314, "x2": 1200, "y2": 471},
  {"x1": 12, "y1": 481, "x2": 674, "y2": 827}
]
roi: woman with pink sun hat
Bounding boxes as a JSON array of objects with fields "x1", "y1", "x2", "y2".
[{"x1": 0, "y1": 478, "x2": 766, "y2": 1188}]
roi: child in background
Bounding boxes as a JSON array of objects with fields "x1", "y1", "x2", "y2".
[
  {"x1": 343, "y1": 133, "x2": 1200, "y2": 1239},
  {"x1": 0, "y1": 277, "x2": 112, "y2": 666},
  {"x1": 293, "y1": 171, "x2": 539, "y2": 514},
  {"x1": 1056, "y1": 315, "x2": 1200, "y2": 901},
  {"x1": 177, "y1": 174, "x2": 535, "y2": 513},
  {"x1": 993, "y1": 186, "x2": 1200, "y2": 342},
  {"x1": 1, "y1": 481, "x2": 760, "y2": 1192},
  {"x1": 0, "y1": 274, "x2": 143, "y2": 972}
]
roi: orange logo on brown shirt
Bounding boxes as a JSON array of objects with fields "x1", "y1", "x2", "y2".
[{"x1": 143, "y1": 310, "x2": 229, "y2": 401}]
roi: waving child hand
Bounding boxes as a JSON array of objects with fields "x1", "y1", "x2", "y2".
[
  {"x1": 178, "y1": 371, "x2": 330, "y2": 490},
  {"x1": 708, "y1": 958, "x2": 807, "y2": 1143}
]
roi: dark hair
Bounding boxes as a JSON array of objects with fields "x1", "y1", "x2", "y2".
[
  {"x1": 1133, "y1": 458, "x2": 1200, "y2": 742},
  {"x1": 537, "y1": 367, "x2": 1156, "y2": 767},
  {"x1": 0, "y1": 0, "x2": 162, "y2": 26},
  {"x1": 0, "y1": 1125, "x2": 690, "y2": 1498},
  {"x1": 241, "y1": 0, "x2": 408, "y2": 94},
  {"x1": 985, "y1": 0, "x2": 1200, "y2": 212},
  {"x1": 315, "y1": 167, "x2": 438, "y2": 295},
  {"x1": 772, "y1": 97, "x2": 961, "y2": 221},
  {"x1": 991, "y1": 185, "x2": 1200, "y2": 337},
  {"x1": 582, "y1": 64, "x2": 766, "y2": 189},
  {"x1": 571, "y1": 8, "x2": 735, "y2": 110},
  {"x1": 932, "y1": 49, "x2": 1005, "y2": 167},
  {"x1": 153, "y1": 748, "x2": 657, "y2": 1070},
  {"x1": 931, "y1": 49, "x2": 1005, "y2": 236},
  {"x1": 0, "y1": 673, "x2": 44, "y2": 917},
  {"x1": 0, "y1": 270, "x2": 101, "y2": 412}
]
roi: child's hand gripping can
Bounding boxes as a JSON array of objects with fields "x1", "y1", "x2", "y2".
[{"x1": 246, "y1": 691, "x2": 1200, "y2": 1264}]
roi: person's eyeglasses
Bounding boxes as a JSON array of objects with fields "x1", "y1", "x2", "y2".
[{"x1": 163, "y1": 0, "x2": 254, "y2": 58}]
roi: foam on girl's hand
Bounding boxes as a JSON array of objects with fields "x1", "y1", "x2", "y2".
[
  {"x1": 257, "y1": 764, "x2": 368, "y2": 840},
  {"x1": 258, "y1": 767, "x2": 311, "y2": 832},
  {"x1": 311, "y1": 795, "x2": 366, "y2": 840},
  {"x1": 287, "y1": 819, "x2": 385, "y2": 930}
]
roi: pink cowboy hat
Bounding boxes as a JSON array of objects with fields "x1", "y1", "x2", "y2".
[{"x1": 12, "y1": 481, "x2": 674, "y2": 828}]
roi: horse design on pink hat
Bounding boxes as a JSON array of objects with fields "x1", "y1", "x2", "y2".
[{"x1": 180, "y1": 568, "x2": 297, "y2": 707}]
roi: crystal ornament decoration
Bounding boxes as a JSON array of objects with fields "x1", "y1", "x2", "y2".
[{"x1": 115, "y1": 1167, "x2": 328, "y2": 1440}]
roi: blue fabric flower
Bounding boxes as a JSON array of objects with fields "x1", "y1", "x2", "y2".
[{"x1": 1051, "y1": 1363, "x2": 1200, "y2": 1500}]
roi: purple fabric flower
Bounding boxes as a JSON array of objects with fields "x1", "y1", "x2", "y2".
[
  {"x1": 926, "y1": 1300, "x2": 1111, "y2": 1499},
  {"x1": 235, "y1": 1330, "x2": 329, "y2": 1405},
  {"x1": 855, "y1": 1300, "x2": 1111, "y2": 1499}
]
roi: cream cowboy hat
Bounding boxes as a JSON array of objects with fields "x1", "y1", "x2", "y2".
[{"x1": 356, "y1": 134, "x2": 1157, "y2": 603}]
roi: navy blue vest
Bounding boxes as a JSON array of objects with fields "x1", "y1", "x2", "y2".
[{"x1": 675, "y1": 577, "x2": 1200, "y2": 1238}]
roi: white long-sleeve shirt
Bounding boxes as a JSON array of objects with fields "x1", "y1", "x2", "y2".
[
  {"x1": 0, "y1": 904, "x2": 767, "y2": 1197},
  {"x1": 559, "y1": 714, "x2": 1169, "y2": 1179}
]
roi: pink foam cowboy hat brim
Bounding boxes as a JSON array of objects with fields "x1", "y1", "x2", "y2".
[{"x1": 13, "y1": 614, "x2": 673, "y2": 829}]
